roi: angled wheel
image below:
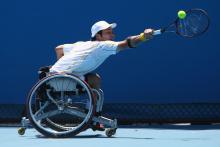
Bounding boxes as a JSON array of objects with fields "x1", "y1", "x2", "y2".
[{"x1": 26, "y1": 73, "x2": 96, "y2": 138}]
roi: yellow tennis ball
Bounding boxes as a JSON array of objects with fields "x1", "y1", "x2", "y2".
[{"x1": 178, "y1": 10, "x2": 186, "y2": 19}]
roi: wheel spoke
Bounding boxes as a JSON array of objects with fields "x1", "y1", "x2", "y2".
[
  {"x1": 35, "y1": 109, "x2": 62, "y2": 121},
  {"x1": 34, "y1": 101, "x2": 49, "y2": 117},
  {"x1": 63, "y1": 107, "x2": 87, "y2": 118}
]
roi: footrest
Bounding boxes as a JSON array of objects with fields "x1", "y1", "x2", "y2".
[{"x1": 92, "y1": 116, "x2": 117, "y2": 129}]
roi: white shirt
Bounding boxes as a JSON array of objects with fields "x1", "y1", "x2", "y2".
[
  {"x1": 62, "y1": 41, "x2": 84, "y2": 55},
  {"x1": 50, "y1": 41, "x2": 119, "y2": 76}
]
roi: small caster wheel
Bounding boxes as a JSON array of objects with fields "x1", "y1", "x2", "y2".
[
  {"x1": 105, "y1": 128, "x2": 117, "y2": 137},
  {"x1": 18, "y1": 127, "x2": 26, "y2": 135}
]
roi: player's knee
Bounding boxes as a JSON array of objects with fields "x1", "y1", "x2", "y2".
[
  {"x1": 91, "y1": 74, "x2": 101, "y2": 87},
  {"x1": 94, "y1": 73, "x2": 101, "y2": 84},
  {"x1": 86, "y1": 73, "x2": 101, "y2": 88}
]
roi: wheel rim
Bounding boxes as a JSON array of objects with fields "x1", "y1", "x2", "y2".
[{"x1": 27, "y1": 74, "x2": 94, "y2": 136}]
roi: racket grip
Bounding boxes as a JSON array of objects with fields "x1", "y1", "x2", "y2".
[{"x1": 153, "y1": 30, "x2": 162, "y2": 36}]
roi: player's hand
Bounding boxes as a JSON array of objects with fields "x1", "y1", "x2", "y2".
[{"x1": 144, "y1": 29, "x2": 154, "y2": 40}]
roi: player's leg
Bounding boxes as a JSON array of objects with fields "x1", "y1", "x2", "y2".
[
  {"x1": 85, "y1": 73, "x2": 103, "y2": 114},
  {"x1": 85, "y1": 73, "x2": 101, "y2": 90},
  {"x1": 85, "y1": 73, "x2": 105, "y2": 131}
]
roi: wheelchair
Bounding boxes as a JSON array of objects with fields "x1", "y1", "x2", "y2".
[{"x1": 18, "y1": 66, "x2": 117, "y2": 138}]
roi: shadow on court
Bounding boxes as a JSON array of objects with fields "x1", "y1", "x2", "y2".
[{"x1": 34, "y1": 133, "x2": 154, "y2": 140}]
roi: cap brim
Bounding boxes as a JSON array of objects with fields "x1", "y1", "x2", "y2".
[{"x1": 110, "y1": 23, "x2": 117, "y2": 29}]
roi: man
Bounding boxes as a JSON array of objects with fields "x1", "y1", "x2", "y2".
[
  {"x1": 50, "y1": 20, "x2": 154, "y2": 130},
  {"x1": 51, "y1": 20, "x2": 153, "y2": 91}
]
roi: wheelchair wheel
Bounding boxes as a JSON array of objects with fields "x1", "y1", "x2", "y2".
[{"x1": 26, "y1": 73, "x2": 96, "y2": 138}]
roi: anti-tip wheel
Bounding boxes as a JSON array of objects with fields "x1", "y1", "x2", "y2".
[
  {"x1": 105, "y1": 128, "x2": 117, "y2": 137},
  {"x1": 18, "y1": 127, "x2": 26, "y2": 135}
]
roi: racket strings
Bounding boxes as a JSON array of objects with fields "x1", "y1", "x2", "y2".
[{"x1": 176, "y1": 9, "x2": 210, "y2": 37}]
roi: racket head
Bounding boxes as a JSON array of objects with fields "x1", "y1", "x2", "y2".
[{"x1": 175, "y1": 9, "x2": 210, "y2": 38}]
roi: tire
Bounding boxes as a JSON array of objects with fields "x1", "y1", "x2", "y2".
[{"x1": 26, "y1": 73, "x2": 96, "y2": 138}]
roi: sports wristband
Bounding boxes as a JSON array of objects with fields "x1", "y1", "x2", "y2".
[
  {"x1": 126, "y1": 37, "x2": 136, "y2": 48},
  {"x1": 139, "y1": 33, "x2": 147, "y2": 41}
]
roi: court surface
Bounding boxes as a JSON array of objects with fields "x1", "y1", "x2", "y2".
[{"x1": 1, "y1": 124, "x2": 220, "y2": 147}]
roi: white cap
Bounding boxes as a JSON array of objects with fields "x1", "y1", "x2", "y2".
[{"x1": 91, "y1": 21, "x2": 117, "y2": 37}]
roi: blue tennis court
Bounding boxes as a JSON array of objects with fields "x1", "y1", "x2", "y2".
[{"x1": 1, "y1": 125, "x2": 220, "y2": 147}]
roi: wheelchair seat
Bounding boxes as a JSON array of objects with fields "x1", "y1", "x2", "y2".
[{"x1": 47, "y1": 76, "x2": 77, "y2": 92}]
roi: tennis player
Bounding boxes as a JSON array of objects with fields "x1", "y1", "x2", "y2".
[{"x1": 50, "y1": 20, "x2": 154, "y2": 130}]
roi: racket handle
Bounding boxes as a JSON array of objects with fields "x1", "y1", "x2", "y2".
[{"x1": 153, "y1": 30, "x2": 162, "y2": 36}]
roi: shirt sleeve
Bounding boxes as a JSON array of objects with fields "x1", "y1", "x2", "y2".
[{"x1": 99, "y1": 41, "x2": 119, "y2": 55}]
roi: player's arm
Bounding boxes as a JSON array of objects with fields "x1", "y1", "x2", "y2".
[
  {"x1": 55, "y1": 45, "x2": 64, "y2": 60},
  {"x1": 117, "y1": 29, "x2": 154, "y2": 52}
]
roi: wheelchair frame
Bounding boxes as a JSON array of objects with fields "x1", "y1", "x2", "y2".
[{"x1": 18, "y1": 70, "x2": 117, "y2": 138}]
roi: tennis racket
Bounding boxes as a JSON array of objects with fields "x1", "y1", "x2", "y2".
[{"x1": 153, "y1": 9, "x2": 210, "y2": 38}]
